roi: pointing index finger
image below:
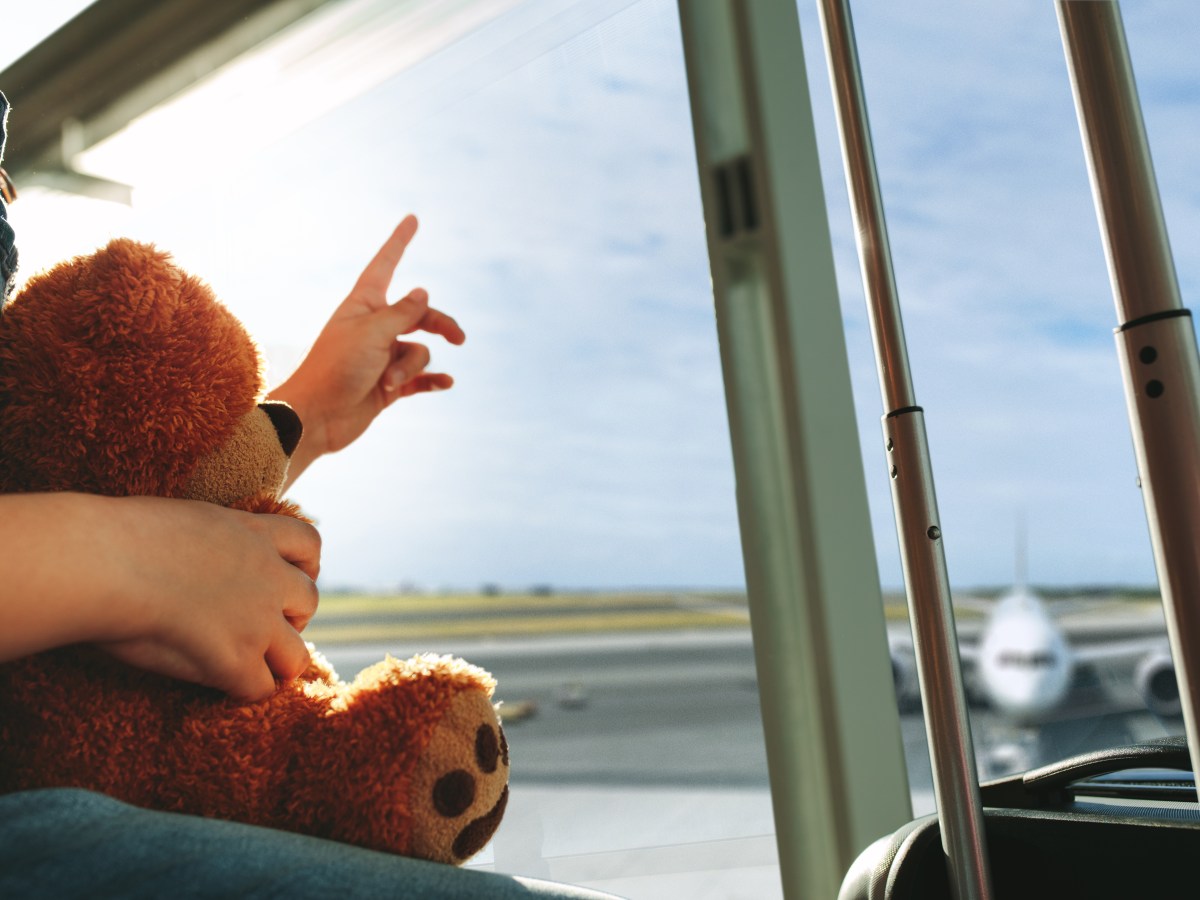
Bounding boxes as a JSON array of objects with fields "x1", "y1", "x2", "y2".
[{"x1": 352, "y1": 216, "x2": 419, "y2": 300}]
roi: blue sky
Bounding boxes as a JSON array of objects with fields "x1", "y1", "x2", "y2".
[{"x1": 7, "y1": 0, "x2": 1200, "y2": 592}]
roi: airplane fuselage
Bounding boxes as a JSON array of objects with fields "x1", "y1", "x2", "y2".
[{"x1": 976, "y1": 589, "x2": 1072, "y2": 720}]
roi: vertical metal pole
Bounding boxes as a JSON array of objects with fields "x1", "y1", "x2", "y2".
[
  {"x1": 816, "y1": 2, "x2": 993, "y2": 899},
  {"x1": 1058, "y1": 0, "x2": 1200, "y2": 789},
  {"x1": 677, "y1": 2, "x2": 912, "y2": 896}
]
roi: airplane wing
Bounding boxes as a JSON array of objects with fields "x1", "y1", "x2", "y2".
[
  {"x1": 1058, "y1": 601, "x2": 1168, "y2": 668},
  {"x1": 1072, "y1": 637, "x2": 1169, "y2": 667}
]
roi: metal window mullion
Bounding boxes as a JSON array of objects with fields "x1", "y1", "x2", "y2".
[{"x1": 678, "y1": 2, "x2": 912, "y2": 897}]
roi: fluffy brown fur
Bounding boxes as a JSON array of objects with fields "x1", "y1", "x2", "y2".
[{"x1": 0, "y1": 240, "x2": 509, "y2": 863}]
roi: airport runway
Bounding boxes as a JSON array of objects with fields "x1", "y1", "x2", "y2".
[
  {"x1": 314, "y1": 592, "x2": 1177, "y2": 788},
  {"x1": 323, "y1": 626, "x2": 1179, "y2": 794},
  {"x1": 325, "y1": 630, "x2": 770, "y2": 788}
]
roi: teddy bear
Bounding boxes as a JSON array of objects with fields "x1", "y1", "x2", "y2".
[{"x1": 0, "y1": 238, "x2": 509, "y2": 864}]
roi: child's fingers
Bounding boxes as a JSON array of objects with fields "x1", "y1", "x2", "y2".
[
  {"x1": 263, "y1": 621, "x2": 312, "y2": 685},
  {"x1": 396, "y1": 372, "x2": 454, "y2": 398},
  {"x1": 379, "y1": 287, "x2": 430, "y2": 333},
  {"x1": 382, "y1": 341, "x2": 431, "y2": 393},
  {"x1": 260, "y1": 515, "x2": 322, "y2": 584},
  {"x1": 379, "y1": 289, "x2": 464, "y2": 347},
  {"x1": 284, "y1": 587, "x2": 318, "y2": 632},
  {"x1": 227, "y1": 658, "x2": 280, "y2": 703},
  {"x1": 382, "y1": 375, "x2": 454, "y2": 409},
  {"x1": 404, "y1": 306, "x2": 466, "y2": 345}
]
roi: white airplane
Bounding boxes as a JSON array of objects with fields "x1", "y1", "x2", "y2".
[{"x1": 888, "y1": 585, "x2": 1178, "y2": 724}]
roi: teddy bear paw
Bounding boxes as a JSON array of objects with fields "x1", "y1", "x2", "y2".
[{"x1": 408, "y1": 689, "x2": 510, "y2": 863}]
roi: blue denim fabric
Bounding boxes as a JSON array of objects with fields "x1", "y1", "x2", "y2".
[
  {"x1": 0, "y1": 91, "x2": 17, "y2": 299},
  {"x1": 0, "y1": 789, "x2": 624, "y2": 900}
]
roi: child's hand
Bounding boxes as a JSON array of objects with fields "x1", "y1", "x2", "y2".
[
  {"x1": 0, "y1": 493, "x2": 321, "y2": 703},
  {"x1": 270, "y1": 216, "x2": 465, "y2": 486},
  {"x1": 95, "y1": 496, "x2": 321, "y2": 702}
]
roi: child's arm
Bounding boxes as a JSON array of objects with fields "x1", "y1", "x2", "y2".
[
  {"x1": 270, "y1": 216, "x2": 466, "y2": 488},
  {"x1": 0, "y1": 492, "x2": 320, "y2": 701}
]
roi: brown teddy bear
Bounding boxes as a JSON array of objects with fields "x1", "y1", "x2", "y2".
[{"x1": 0, "y1": 238, "x2": 509, "y2": 864}]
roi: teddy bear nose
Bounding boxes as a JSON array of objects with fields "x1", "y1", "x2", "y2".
[{"x1": 259, "y1": 402, "x2": 303, "y2": 457}]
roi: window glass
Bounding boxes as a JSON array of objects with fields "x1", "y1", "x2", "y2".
[
  {"x1": 8, "y1": 0, "x2": 1198, "y2": 892},
  {"x1": 792, "y1": 0, "x2": 1196, "y2": 808}
]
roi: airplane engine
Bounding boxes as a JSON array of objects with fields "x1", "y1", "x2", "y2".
[
  {"x1": 891, "y1": 650, "x2": 920, "y2": 712},
  {"x1": 1134, "y1": 651, "x2": 1180, "y2": 718}
]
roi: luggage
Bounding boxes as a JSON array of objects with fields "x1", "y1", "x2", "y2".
[
  {"x1": 841, "y1": 736, "x2": 1199, "y2": 898},
  {"x1": 819, "y1": 1, "x2": 1200, "y2": 896}
]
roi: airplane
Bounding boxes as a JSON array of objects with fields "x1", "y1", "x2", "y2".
[{"x1": 888, "y1": 585, "x2": 1179, "y2": 725}]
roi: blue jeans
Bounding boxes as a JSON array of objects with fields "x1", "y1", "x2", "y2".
[{"x1": 0, "y1": 789, "x2": 621, "y2": 899}]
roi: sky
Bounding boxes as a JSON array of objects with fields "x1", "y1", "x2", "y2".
[
  {"x1": 5, "y1": 0, "x2": 1200, "y2": 593},
  {"x1": 800, "y1": 0, "x2": 1200, "y2": 592}
]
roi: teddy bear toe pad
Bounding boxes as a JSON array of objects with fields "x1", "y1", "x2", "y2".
[{"x1": 409, "y1": 691, "x2": 511, "y2": 863}]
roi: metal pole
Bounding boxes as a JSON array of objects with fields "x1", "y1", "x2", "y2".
[
  {"x1": 1058, "y1": 0, "x2": 1200, "y2": 790},
  {"x1": 816, "y1": 2, "x2": 993, "y2": 899}
]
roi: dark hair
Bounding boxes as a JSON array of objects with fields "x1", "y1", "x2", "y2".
[{"x1": 1, "y1": 91, "x2": 17, "y2": 300}]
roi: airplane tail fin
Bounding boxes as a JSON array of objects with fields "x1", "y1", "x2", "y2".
[{"x1": 1015, "y1": 510, "x2": 1028, "y2": 592}]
